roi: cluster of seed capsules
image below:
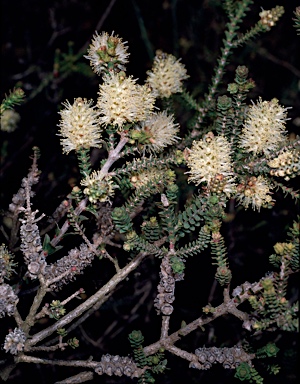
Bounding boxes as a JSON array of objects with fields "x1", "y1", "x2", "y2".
[
  {"x1": 20, "y1": 218, "x2": 45, "y2": 279},
  {"x1": 44, "y1": 244, "x2": 94, "y2": 290},
  {"x1": 94, "y1": 354, "x2": 142, "y2": 378},
  {"x1": 3, "y1": 328, "x2": 27, "y2": 355},
  {"x1": 0, "y1": 283, "x2": 19, "y2": 318},
  {"x1": 154, "y1": 256, "x2": 176, "y2": 315},
  {"x1": 96, "y1": 205, "x2": 115, "y2": 237},
  {"x1": 192, "y1": 346, "x2": 254, "y2": 370}
]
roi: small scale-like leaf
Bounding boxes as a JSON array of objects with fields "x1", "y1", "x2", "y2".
[{"x1": 43, "y1": 234, "x2": 63, "y2": 256}]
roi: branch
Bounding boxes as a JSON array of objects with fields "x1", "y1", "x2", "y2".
[
  {"x1": 99, "y1": 133, "x2": 129, "y2": 176},
  {"x1": 50, "y1": 198, "x2": 88, "y2": 248},
  {"x1": 25, "y1": 251, "x2": 148, "y2": 349},
  {"x1": 54, "y1": 371, "x2": 94, "y2": 384},
  {"x1": 144, "y1": 279, "x2": 264, "y2": 355}
]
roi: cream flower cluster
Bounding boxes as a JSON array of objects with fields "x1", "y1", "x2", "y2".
[
  {"x1": 58, "y1": 98, "x2": 102, "y2": 154},
  {"x1": 81, "y1": 172, "x2": 117, "y2": 203},
  {"x1": 1, "y1": 109, "x2": 20, "y2": 132},
  {"x1": 130, "y1": 168, "x2": 175, "y2": 190},
  {"x1": 146, "y1": 50, "x2": 189, "y2": 98},
  {"x1": 268, "y1": 149, "x2": 300, "y2": 181},
  {"x1": 85, "y1": 31, "x2": 129, "y2": 75},
  {"x1": 239, "y1": 97, "x2": 290, "y2": 156},
  {"x1": 187, "y1": 132, "x2": 234, "y2": 186},
  {"x1": 97, "y1": 73, "x2": 155, "y2": 128},
  {"x1": 235, "y1": 176, "x2": 273, "y2": 211},
  {"x1": 138, "y1": 111, "x2": 180, "y2": 153},
  {"x1": 259, "y1": 6, "x2": 285, "y2": 29}
]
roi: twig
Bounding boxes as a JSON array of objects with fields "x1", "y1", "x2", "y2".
[
  {"x1": 23, "y1": 278, "x2": 48, "y2": 334},
  {"x1": 164, "y1": 344, "x2": 198, "y2": 366},
  {"x1": 15, "y1": 355, "x2": 99, "y2": 369},
  {"x1": 54, "y1": 371, "x2": 94, "y2": 384},
  {"x1": 50, "y1": 198, "x2": 88, "y2": 247},
  {"x1": 255, "y1": 46, "x2": 300, "y2": 78},
  {"x1": 144, "y1": 279, "x2": 265, "y2": 356},
  {"x1": 29, "y1": 343, "x2": 68, "y2": 352},
  {"x1": 43, "y1": 285, "x2": 117, "y2": 347},
  {"x1": 161, "y1": 316, "x2": 170, "y2": 339},
  {"x1": 99, "y1": 133, "x2": 129, "y2": 176},
  {"x1": 25, "y1": 251, "x2": 148, "y2": 349}
]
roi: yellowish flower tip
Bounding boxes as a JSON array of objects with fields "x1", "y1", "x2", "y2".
[
  {"x1": 84, "y1": 31, "x2": 129, "y2": 75},
  {"x1": 146, "y1": 50, "x2": 189, "y2": 98},
  {"x1": 149, "y1": 216, "x2": 158, "y2": 224},
  {"x1": 202, "y1": 304, "x2": 215, "y2": 314},
  {"x1": 130, "y1": 167, "x2": 174, "y2": 189},
  {"x1": 174, "y1": 149, "x2": 185, "y2": 165},
  {"x1": 72, "y1": 186, "x2": 81, "y2": 193},
  {"x1": 240, "y1": 97, "x2": 290, "y2": 156},
  {"x1": 262, "y1": 278, "x2": 274, "y2": 291},
  {"x1": 138, "y1": 111, "x2": 180, "y2": 153},
  {"x1": 186, "y1": 132, "x2": 234, "y2": 186},
  {"x1": 259, "y1": 6, "x2": 285, "y2": 29},
  {"x1": 235, "y1": 176, "x2": 274, "y2": 212},
  {"x1": 80, "y1": 172, "x2": 117, "y2": 204},
  {"x1": 97, "y1": 73, "x2": 155, "y2": 128},
  {"x1": 274, "y1": 242, "x2": 295, "y2": 255},
  {"x1": 0, "y1": 244, "x2": 17, "y2": 282},
  {"x1": 1, "y1": 109, "x2": 20, "y2": 132},
  {"x1": 58, "y1": 98, "x2": 102, "y2": 154},
  {"x1": 253, "y1": 322, "x2": 262, "y2": 330},
  {"x1": 273, "y1": 242, "x2": 286, "y2": 255}
]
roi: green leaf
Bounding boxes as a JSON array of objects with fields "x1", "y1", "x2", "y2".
[{"x1": 43, "y1": 234, "x2": 63, "y2": 256}]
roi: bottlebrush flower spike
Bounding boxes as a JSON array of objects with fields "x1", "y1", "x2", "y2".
[
  {"x1": 132, "y1": 111, "x2": 180, "y2": 154},
  {"x1": 57, "y1": 98, "x2": 102, "y2": 154},
  {"x1": 85, "y1": 31, "x2": 130, "y2": 75},
  {"x1": 146, "y1": 50, "x2": 189, "y2": 98},
  {"x1": 97, "y1": 72, "x2": 155, "y2": 128},
  {"x1": 81, "y1": 172, "x2": 118, "y2": 204},
  {"x1": 186, "y1": 132, "x2": 234, "y2": 186},
  {"x1": 239, "y1": 97, "x2": 290, "y2": 156},
  {"x1": 235, "y1": 176, "x2": 274, "y2": 211},
  {"x1": 0, "y1": 109, "x2": 20, "y2": 132}
]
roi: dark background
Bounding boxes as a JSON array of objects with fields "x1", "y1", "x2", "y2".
[{"x1": 0, "y1": 1, "x2": 299, "y2": 383}]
